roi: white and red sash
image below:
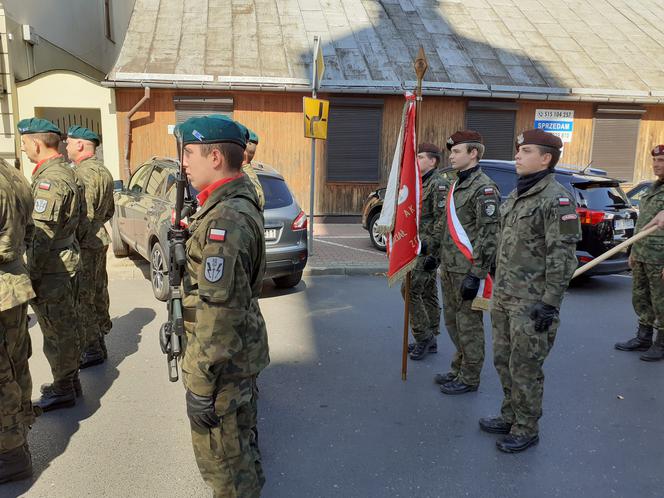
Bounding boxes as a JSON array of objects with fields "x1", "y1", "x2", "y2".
[{"x1": 446, "y1": 181, "x2": 493, "y2": 310}]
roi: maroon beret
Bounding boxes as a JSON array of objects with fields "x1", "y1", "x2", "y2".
[
  {"x1": 516, "y1": 129, "x2": 562, "y2": 151},
  {"x1": 651, "y1": 144, "x2": 664, "y2": 157},
  {"x1": 418, "y1": 143, "x2": 441, "y2": 155},
  {"x1": 446, "y1": 130, "x2": 483, "y2": 150}
]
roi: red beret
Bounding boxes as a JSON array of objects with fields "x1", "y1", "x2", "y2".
[
  {"x1": 651, "y1": 145, "x2": 664, "y2": 157},
  {"x1": 446, "y1": 130, "x2": 483, "y2": 150},
  {"x1": 516, "y1": 129, "x2": 562, "y2": 151},
  {"x1": 418, "y1": 143, "x2": 441, "y2": 155}
]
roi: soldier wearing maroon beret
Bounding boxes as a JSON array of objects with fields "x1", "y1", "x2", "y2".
[{"x1": 480, "y1": 128, "x2": 581, "y2": 453}]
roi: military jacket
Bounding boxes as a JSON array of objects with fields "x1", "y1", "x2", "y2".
[
  {"x1": 242, "y1": 163, "x2": 265, "y2": 211},
  {"x1": 440, "y1": 167, "x2": 500, "y2": 278},
  {"x1": 28, "y1": 155, "x2": 81, "y2": 279},
  {"x1": 419, "y1": 169, "x2": 449, "y2": 260},
  {"x1": 182, "y1": 174, "x2": 269, "y2": 397},
  {"x1": 75, "y1": 157, "x2": 115, "y2": 250},
  {"x1": 632, "y1": 180, "x2": 664, "y2": 264},
  {"x1": 0, "y1": 161, "x2": 35, "y2": 311},
  {"x1": 494, "y1": 173, "x2": 581, "y2": 308}
]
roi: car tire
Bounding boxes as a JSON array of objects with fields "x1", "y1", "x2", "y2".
[
  {"x1": 111, "y1": 214, "x2": 130, "y2": 257},
  {"x1": 150, "y1": 241, "x2": 170, "y2": 301},
  {"x1": 369, "y1": 211, "x2": 387, "y2": 252},
  {"x1": 273, "y1": 271, "x2": 303, "y2": 289}
]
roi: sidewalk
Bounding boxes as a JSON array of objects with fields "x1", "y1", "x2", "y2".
[{"x1": 107, "y1": 223, "x2": 388, "y2": 279}]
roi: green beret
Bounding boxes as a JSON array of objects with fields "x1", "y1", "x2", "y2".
[
  {"x1": 67, "y1": 125, "x2": 100, "y2": 145},
  {"x1": 233, "y1": 121, "x2": 251, "y2": 145},
  {"x1": 209, "y1": 115, "x2": 249, "y2": 146},
  {"x1": 248, "y1": 129, "x2": 259, "y2": 144},
  {"x1": 174, "y1": 116, "x2": 246, "y2": 148},
  {"x1": 17, "y1": 118, "x2": 62, "y2": 136}
]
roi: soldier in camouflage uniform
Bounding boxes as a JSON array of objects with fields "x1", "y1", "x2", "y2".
[
  {"x1": 240, "y1": 126, "x2": 265, "y2": 211},
  {"x1": 66, "y1": 126, "x2": 115, "y2": 368},
  {"x1": 176, "y1": 116, "x2": 269, "y2": 498},
  {"x1": 0, "y1": 160, "x2": 36, "y2": 483},
  {"x1": 403, "y1": 143, "x2": 448, "y2": 361},
  {"x1": 615, "y1": 145, "x2": 664, "y2": 360},
  {"x1": 435, "y1": 130, "x2": 500, "y2": 395},
  {"x1": 479, "y1": 129, "x2": 581, "y2": 453},
  {"x1": 18, "y1": 118, "x2": 83, "y2": 412}
]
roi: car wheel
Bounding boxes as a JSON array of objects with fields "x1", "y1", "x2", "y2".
[
  {"x1": 150, "y1": 242, "x2": 170, "y2": 301},
  {"x1": 369, "y1": 211, "x2": 387, "y2": 252},
  {"x1": 273, "y1": 271, "x2": 303, "y2": 289},
  {"x1": 111, "y1": 214, "x2": 130, "y2": 257}
]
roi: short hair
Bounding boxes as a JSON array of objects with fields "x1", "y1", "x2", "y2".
[
  {"x1": 465, "y1": 142, "x2": 485, "y2": 160},
  {"x1": 200, "y1": 142, "x2": 244, "y2": 171},
  {"x1": 535, "y1": 145, "x2": 561, "y2": 169},
  {"x1": 422, "y1": 151, "x2": 441, "y2": 168},
  {"x1": 31, "y1": 132, "x2": 61, "y2": 149}
]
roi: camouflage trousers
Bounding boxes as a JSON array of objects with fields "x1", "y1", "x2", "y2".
[
  {"x1": 188, "y1": 375, "x2": 264, "y2": 498},
  {"x1": 400, "y1": 261, "x2": 440, "y2": 343},
  {"x1": 632, "y1": 261, "x2": 664, "y2": 330},
  {"x1": 0, "y1": 303, "x2": 34, "y2": 452},
  {"x1": 440, "y1": 270, "x2": 485, "y2": 386},
  {"x1": 491, "y1": 294, "x2": 559, "y2": 438},
  {"x1": 31, "y1": 273, "x2": 80, "y2": 384},
  {"x1": 78, "y1": 248, "x2": 111, "y2": 353}
]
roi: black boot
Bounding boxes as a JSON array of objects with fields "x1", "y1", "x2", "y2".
[
  {"x1": 0, "y1": 444, "x2": 32, "y2": 484},
  {"x1": 440, "y1": 379, "x2": 478, "y2": 395},
  {"x1": 80, "y1": 348, "x2": 105, "y2": 369},
  {"x1": 408, "y1": 338, "x2": 437, "y2": 354},
  {"x1": 41, "y1": 374, "x2": 82, "y2": 398},
  {"x1": 434, "y1": 372, "x2": 456, "y2": 385},
  {"x1": 640, "y1": 331, "x2": 664, "y2": 362},
  {"x1": 409, "y1": 337, "x2": 436, "y2": 361},
  {"x1": 33, "y1": 380, "x2": 76, "y2": 412},
  {"x1": 615, "y1": 324, "x2": 653, "y2": 351},
  {"x1": 496, "y1": 434, "x2": 539, "y2": 453},
  {"x1": 479, "y1": 416, "x2": 512, "y2": 434}
]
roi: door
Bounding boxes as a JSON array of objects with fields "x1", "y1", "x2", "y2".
[
  {"x1": 133, "y1": 163, "x2": 170, "y2": 256},
  {"x1": 120, "y1": 163, "x2": 153, "y2": 248}
]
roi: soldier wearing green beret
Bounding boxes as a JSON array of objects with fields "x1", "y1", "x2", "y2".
[
  {"x1": 237, "y1": 124, "x2": 265, "y2": 211},
  {"x1": 479, "y1": 129, "x2": 581, "y2": 453},
  {"x1": 66, "y1": 126, "x2": 115, "y2": 369},
  {"x1": 18, "y1": 118, "x2": 83, "y2": 411},
  {"x1": 175, "y1": 116, "x2": 269, "y2": 497},
  {"x1": 0, "y1": 159, "x2": 36, "y2": 483}
]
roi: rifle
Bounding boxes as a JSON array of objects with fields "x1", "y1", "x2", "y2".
[{"x1": 159, "y1": 137, "x2": 196, "y2": 382}]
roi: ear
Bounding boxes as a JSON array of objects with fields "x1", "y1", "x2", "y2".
[{"x1": 212, "y1": 148, "x2": 225, "y2": 169}]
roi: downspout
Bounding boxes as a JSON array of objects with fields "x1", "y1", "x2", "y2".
[{"x1": 123, "y1": 86, "x2": 150, "y2": 180}]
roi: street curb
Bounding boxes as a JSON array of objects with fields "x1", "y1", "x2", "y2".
[{"x1": 304, "y1": 265, "x2": 387, "y2": 276}]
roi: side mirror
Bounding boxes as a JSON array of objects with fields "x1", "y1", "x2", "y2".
[{"x1": 113, "y1": 179, "x2": 124, "y2": 192}]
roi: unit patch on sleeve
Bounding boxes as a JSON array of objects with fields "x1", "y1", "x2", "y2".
[
  {"x1": 34, "y1": 198, "x2": 48, "y2": 213},
  {"x1": 484, "y1": 202, "x2": 497, "y2": 217},
  {"x1": 561, "y1": 213, "x2": 577, "y2": 221},
  {"x1": 208, "y1": 228, "x2": 226, "y2": 242},
  {"x1": 204, "y1": 256, "x2": 225, "y2": 282}
]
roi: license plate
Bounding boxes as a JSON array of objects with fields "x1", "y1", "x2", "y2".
[
  {"x1": 614, "y1": 218, "x2": 634, "y2": 231},
  {"x1": 264, "y1": 228, "x2": 278, "y2": 241}
]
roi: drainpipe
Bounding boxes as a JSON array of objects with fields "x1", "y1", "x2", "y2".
[{"x1": 123, "y1": 86, "x2": 150, "y2": 180}]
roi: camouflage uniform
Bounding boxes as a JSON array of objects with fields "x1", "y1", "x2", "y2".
[
  {"x1": 242, "y1": 163, "x2": 265, "y2": 211},
  {"x1": 74, "y1": 156, "x2": 115, "y2": 354},
  {"x1": 491, "y1": 173, "x2": 580, "y2": 437},
  {"x1": 631, "y1": 180, "x2": 664, "y2": 339},
  {"x1": 401, "y1": 169, "x2": 449, "y2": 343},
  {"x1": 440, "y1": 167, "x2": 500, "y2": 386},
  {"x1": 0, "y1": 162, "x2": 36, "y2": 453},
  {"x1": 28, "y1": 155, "x2": 82, "y2": 387},
  {"x1": 182, "y1": 174, "x2": 269, "y2": 498}
]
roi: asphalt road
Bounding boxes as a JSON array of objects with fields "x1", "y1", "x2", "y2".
[{"x1": 5, "y1": 273, "x2": 663, "y2": 498}]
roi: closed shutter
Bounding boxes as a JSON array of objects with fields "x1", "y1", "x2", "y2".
[
  {"x1": 466, "y1": 108, "x2": 516, "y2": 161},
  {"x1": 173, "y1": 97, "x2": 233, "y2": 124},
  {"x1": 327, "y1": 99, "x2": 382, "y2": 182},
  {"x1": 591, "y1": 115, "x2": 640, "y2": 182}
]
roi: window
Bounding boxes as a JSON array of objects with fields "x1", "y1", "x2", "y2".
[
  {"x1": 145, "y1": 165, "x2": 169, "y2": 197},
  {"x1": 104, "y1": 0, "x2": 114, "y2": 42},
  {"x1": 466, "y1": 102, "x2": 518, "y2": 161},
  {"x1": 326, "y1": 99, "x2": 382, "y2": 183},
  {"x1": 482, "y1": 166, "x2": 516, "y2": 200},
  {"x1": 128, "y1": 164, "x2": 151, "y2": 194},
  {"x1": 174, "y1": 97, "x2": 233, "y2": 124},
  {"x1": 591, "y1": 107, "x2": 644, "y2": 182},
  {"x1": 258, "y1": 176, "x2": 293, "y2": 210}
]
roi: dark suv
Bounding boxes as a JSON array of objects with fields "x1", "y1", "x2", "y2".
[{"x1": 361, "y1": 160, "x2": 638, "y2": 276}]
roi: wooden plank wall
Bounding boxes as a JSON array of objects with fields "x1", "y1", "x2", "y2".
[{"x1": 635, "y1": 105, "x2": 664, "y2": 183}]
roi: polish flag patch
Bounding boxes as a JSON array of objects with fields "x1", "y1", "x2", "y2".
[
  {"x1": 484, "y1": 187, "x2": 495, "y2": 195},
  {"x1": 558, "y1": 197, "x2": 570, "y2": 206},
  {"x1": 38, "y1": 182, "x2": 51, "y2": 190},
  {"x1": 208, "y1": 228, "x2": 226, "y2": 242}
]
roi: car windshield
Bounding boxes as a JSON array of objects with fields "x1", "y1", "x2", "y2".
[
  {"x1": 259, "y1": 176, "x2": 293, "y2": 209},
  {"x1": 574, "y1": 183, "x2": 630, "y2": 209}
]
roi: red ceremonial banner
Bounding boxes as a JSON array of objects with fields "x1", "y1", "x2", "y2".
[{"x1": 387, "y1": 96, "x2": 421, "y2": 286}]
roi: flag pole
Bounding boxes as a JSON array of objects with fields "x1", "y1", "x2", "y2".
[{"x1": 402, "y1": 47, "x2": 429, "y2": 381}]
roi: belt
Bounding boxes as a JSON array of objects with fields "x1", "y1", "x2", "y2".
[
  {"x1": 183, "y1": 307, "x2": 197, "y2": 323},
  {"x1": 51, "y1": 234, "x2": 75, "y2": 250}
]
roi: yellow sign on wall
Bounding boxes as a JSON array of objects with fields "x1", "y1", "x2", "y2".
[{"x1": 303, "y1": 97, "x2": 329, "y2": 140}]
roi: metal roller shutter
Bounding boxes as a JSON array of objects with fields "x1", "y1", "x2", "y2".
[
  {"x1": 466, "y1": 109, "x2": 516, "y2": 161},
  {"x1": 591, "y1": 116, "x2": 640, "y2": 182},
  {"x1": 173, "y1": 97, "x2": 234, "y2": 124}
]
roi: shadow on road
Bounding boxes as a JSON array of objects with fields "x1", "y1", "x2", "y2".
[{"x1": 5, "y1": 307, "x2": 156, "y2": 498}]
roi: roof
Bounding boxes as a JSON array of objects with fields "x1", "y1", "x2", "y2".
[{"x1": 107, "y1": 0, "x2": 664, "y2": 102}]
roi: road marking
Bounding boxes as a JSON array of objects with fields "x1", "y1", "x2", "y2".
[
  {"x1": 316, "y1": 235, "x2": 366, "y2": 239},
  {"x1": 315, "y1": 238, "x2": 383, "y2": 255}
]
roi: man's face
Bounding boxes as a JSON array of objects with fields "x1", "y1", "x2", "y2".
[
  {"x1": 449, "y1": 144, "x2": 475, "y2": 171},
  {"x1": 182, "y1": 144, "x2": 219, "y2": 191},
  {"x1": 65, "y1": 138, "x2": 80, "y2": 161},
  {"x1": 20, "y1": 136, "x2": 38, "y2": 163},
  {"x1": 244, "y1": 142, "x2": 256, "y2": 164},
  {"x1": 417, "y1": 152, "x2": 435, "y2": 176},
  {"x1": 514, "y1": 144, "x2": 550, "y2": 176},
  {"x1": 653, "y1": 155, "x2": 664, "y2": 180}
]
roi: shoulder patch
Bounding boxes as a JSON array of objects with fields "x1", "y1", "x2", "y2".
[
  {"x1": 561, "y1": 213, "x2": 578, "y2": 221},
  {"x1": 38, "y1": 181, "x2": 51, "y2": 190},
  {"x1": 204, "y1": 256, "x2": 225, "y2": 282},
  {"x1": 208, "y1": 228, "x2": 226, "y2": 242},
  {"x1": 438, "y1": 184, "x2": 448, "y2": 191},
  {"x1": 484, "y1": 202, "x2": 497, "y2": 217},
  {"x1": 34, "y1": 198, "x2": 48, "y2": 213},
  {"x1": 558, "y1": 197, "x2": 571, "y2": 206},
  {"x1": 483, "y1": 187, "x2": 495, "y2": 195}
]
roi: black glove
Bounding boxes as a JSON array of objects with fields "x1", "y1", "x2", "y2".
[
  {"x1": 420, "y1": 240, "x2": 428, "y2": 256},
  {"x1": 459, "y1": 274, "x2": 480, "y2": 300},
  {"x1": 185, "y1": 390, "x2": 220, "y2": 429},
  {"x1": 422, "y1": 256, "x2": 438, "y2": 271},
  {"x1": 529, "y1": 302, "x2": 558, "y2": 332}
]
